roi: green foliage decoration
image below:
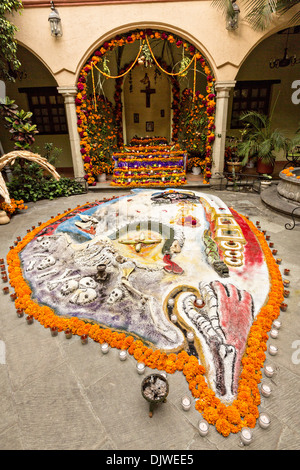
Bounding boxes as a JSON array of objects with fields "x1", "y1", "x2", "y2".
[{"x1": 0, "y1": 0, "x2": 23, "y2": 82}]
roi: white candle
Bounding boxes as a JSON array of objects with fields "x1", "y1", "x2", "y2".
[
  {"x1": 137, "y1": 362, "x2": 145, "y2": 375},
  {"x1": 198, "y1": 420, "x2": 209, "y2": 436},
  {"x1": 268, "y1": 344, "x2": 278, "y2": 356},
  {"x1": 261, "y1": 383, "x2": 272, "y2": 397},
  {"x1": 168, "y1": 298, "x2": 175, "y2": 307},
  {"x1": 187, "y1": 332, "x2": 194, "y2": 342},
  {"x1": 171, "y1": 314, "x2": 178, "y2": 323},
  {"x1": 264, "y1": 365, "x2": 274, "y2": 378},
  {"x1": 241, "y1": 427, "x2": 252, "y2": 445},
  {"x1": 181, "y1": 396, "x2": 191, "y2": 411},
  {"x1": 270, "y1": 328, "x2": 279, "y2": 339},
  {"x1": 101, "y1": 343, "x2": 109, "y2": 354},
  {"x1": 273, "y1": 320, "x2": 281, "y2": 330},
  {"x1": 119, "y1": 350, "x2": 127, "y2": 361},
  {"x1": 259, "y1": 413, "x2": 271, "y2": 429}
]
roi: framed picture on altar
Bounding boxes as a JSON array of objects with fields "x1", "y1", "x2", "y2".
[
  {"x1": 134, "y1": 113, "x2": 139, "y2": 123},
  {"x1": 146, "y1": 121, "x2": 154, "y2": 132}
]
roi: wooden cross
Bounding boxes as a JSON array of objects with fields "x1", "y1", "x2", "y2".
[{"x1": 141, "y1": 84, "x2": 156, "y2": 108}]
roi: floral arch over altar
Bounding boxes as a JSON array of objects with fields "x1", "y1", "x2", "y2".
[{"x1": 75, "y1": 29, "x2": 216, "y2": 185}]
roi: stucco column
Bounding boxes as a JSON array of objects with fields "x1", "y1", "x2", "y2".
[
  {"x1": 57, "y1": 86, "x2": 84, "y2": 178},
  {"x1": 210, "y1": 80, "x2": 236, "y2": 184}
]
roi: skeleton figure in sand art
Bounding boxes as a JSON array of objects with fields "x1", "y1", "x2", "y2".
[{"x1": 19, "y1": 190, "x2": 268, "y2": 402}]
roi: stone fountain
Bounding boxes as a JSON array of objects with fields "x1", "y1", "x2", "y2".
[
  {"x1": 277, "y1": 168, "x2": 300, "y2": 204},
  {"x1": 261, "y1": 168, "x2": 300, "y2": 225}
]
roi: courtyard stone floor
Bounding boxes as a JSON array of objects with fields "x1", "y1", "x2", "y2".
[{"x1": 0, "y1": 186, "x2": 299, "y2": 452}]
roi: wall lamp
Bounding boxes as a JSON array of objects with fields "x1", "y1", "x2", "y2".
[{"x1": 48, "y1": 1, "x2": 62, "y2": 37}]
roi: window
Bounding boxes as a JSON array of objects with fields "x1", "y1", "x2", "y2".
[
  {"x1": 230, "y1": 81, "x2": 280, "y2": 129},
  {"x1": 19, "y1": 87, "x2": 68, "y2": 135}
]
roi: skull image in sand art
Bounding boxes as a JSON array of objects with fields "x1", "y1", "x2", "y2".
[{"x1": 20, "y1": 189, "x2": 270, "y2": 403}]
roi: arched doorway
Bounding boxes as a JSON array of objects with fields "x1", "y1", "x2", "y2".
[
  {"x1": 75, "y1": 28, "x2": 216, "y2": 185},
  {"x1": 0, "y1": 44, "x2": 73, "y2": 171},
  {"x1": 226, "y1": 25, "x2": 300, "y2": 175}
]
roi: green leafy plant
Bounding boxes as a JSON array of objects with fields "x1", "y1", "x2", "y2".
[
  {"x1": 0, "y1": 0, "x2": 23, "y2": 82},
  {"x1": 5, "y1": 142, "x2": 85, "y2": 202},
  {"x1": 237, "y1": 110, "x2": 300, "y2": 167},
  {"x1": 7, "y1": 175, "x2": 85, "y2": 202},
  {"x1": 0, "y1": 96, "x2": 39, "y2": 149},
  {"x1": 211, "y1": 0, "x2": 300, "y2": 31}
]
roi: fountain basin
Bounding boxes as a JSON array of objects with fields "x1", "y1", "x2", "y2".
[{"x1": 277, "y1": 167, "x2": 300, "y2": 204}]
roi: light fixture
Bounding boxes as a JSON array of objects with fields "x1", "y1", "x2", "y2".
[
  {"x1": 269, "y1": 28, "x2": 300, "y2": 68},
  {"x1": 226, "y1": 0, "x2": 240, "y2": 30},
  {"x1": 48, "y1": 1, "x2": 62, "y2": 37}
]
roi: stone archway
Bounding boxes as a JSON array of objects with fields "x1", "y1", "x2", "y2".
[{"x1": 75, "y1": 28, "x2": 216, "y2": 185}]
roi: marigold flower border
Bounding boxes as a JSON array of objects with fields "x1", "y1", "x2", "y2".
[{"x1": 6, "y1": 199, "x2": 283, "y2": 437}]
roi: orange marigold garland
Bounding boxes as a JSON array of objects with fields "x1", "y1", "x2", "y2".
[
  {"x1": 76, "y1": 29, "x2": 215, "y2": 185},
  {"x1": 6, "y1": 203, "x2": 283, "y2": 436}
]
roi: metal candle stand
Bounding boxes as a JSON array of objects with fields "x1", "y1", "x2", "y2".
[{"x1": 141, "y1": 373, "x2": 169, "y2": 418}]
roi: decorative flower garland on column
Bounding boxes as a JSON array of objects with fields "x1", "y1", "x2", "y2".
[{"x1": 75, "y1": 29, "x2": 215, "y2": 185}]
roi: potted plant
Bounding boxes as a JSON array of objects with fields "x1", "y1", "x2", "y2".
[
  {"x1": 236, "y1": 110, "x2": 298, "y2": 175},
  {"x1": 187, "y1": 155, "x2": 204, "y2": 175},
  {"x1": 94, "y1": 156, "x2": 113, "y2": 182},
  {"x1": 224, "y1": 136, "x2": 243, "y2": 173}
]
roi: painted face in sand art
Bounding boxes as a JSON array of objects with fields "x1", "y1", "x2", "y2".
[{"x1": 20, "y1": 189, "x2": 269, "y2": 403}]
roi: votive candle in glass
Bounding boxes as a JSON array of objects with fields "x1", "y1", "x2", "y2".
[
  {"x1": 259, "y1": 413, "x2": 271, "y2": 429},
  {"x1": 81, "y1": 334, "x2": 88, "y2": 345},
  {"x1": 65, "y1": 329, "x2": 72, "y2": 339},
  {"x1": 198, "y1": 420, "x2": 209, "y2": 437},
  {"x1": 181, "y1": 396, "x2": 191, "y2": 411},
  {"x1": 261, "y1": 383, "x2": 272, "y2": 397},
  {"x1": 51, "y1": 326, "x2": 58, "y2": 337},
  {"x1": 268, "y1": 344, "x2": 278, "y2": 356},
  {"x1": 240, "y1": 427, "x2": 253, "y2": 445},
  {"x1": 119, "y1": 350, "x2": 127, "y2": 361},
  {"x1": 101, "y1": 342, "x2": 109, "y2": 354},
  {"x1": 26, "y1": 315, "x2": 34, "y2": 325},
  {"x1": 264, "y1": 364, "x2": 275, "y2": 378},
  {"x1": 137, "y1": 362, "x2": 145, "y2": 375},
  {"x1": 16, "y1": 309, "x2": 24, "y2": 318},
  {"x1": 270, "y1": 328, "x2": 279, "y2": 339},
  {"x1": 273, "y1": 320, "x2": 281, "y2": 329}
]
